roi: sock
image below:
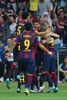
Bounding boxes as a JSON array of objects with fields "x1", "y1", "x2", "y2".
[
  {"x1": 51, "y1": 72, "x2": 58, "y2": 87},
  {"x1": 45, "y1": 72, "x2": 53, "y2": 87},
  {"x1": 25, "y1": 74, "x2": 33, "y2": 89},
  {"x1": 9, "y1": 64, "x2": 16, "y2": 79},
  {"x1": 33, "y1": 74, "x2": 39, "y2": 90},
  {"x1": 18, "y1": 80, "x2": 21, "y2": 89},
  {"x1": 30, "y1": 81, "x2": 34, "y2": 90},
  {"x1": 24, "y1": 73, "x2": 27, "y2": 83},
  {"x1": 39, "y1": 74, "x2": 45, "y2": 87}
]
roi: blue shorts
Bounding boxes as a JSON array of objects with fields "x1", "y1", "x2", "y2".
[
  {"x1": 18, "y1": 58, "x2": 36, "y2": 74},
  {"x1": 43, "y1": 55, "x2": 56, "y2": 72}
]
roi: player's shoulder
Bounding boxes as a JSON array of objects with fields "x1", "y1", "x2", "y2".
[{"x1": 32, "y1": 32, "x2": 37, "y2": 38}]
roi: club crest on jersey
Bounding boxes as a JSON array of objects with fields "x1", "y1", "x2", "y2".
[{"x1": 38, "y1": 36, "x2": 41, "y2": 41}]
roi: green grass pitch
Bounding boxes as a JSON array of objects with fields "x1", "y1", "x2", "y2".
[{"x1": 0, "y1": 81, "x2": 67, "y2": 100}]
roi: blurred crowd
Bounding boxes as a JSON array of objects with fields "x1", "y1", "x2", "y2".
[{"x1": 0, "y1": 0, "x2": 67, "y2": 82}]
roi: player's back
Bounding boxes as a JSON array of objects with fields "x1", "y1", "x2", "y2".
[{"x1": 18, "y1": 31, "x2": 37, "y2": 60}]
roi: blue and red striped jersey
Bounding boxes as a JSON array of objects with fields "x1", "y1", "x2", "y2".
[
  {"x1": 41, "y1": 36, "x2": 55, "y2": 55},
  {"x1": 16, "y1": 20, "x2": 27, "y2": 56},
  {"x1": 16, "y1": 20, "x2": 27, "y2": 36},
  {"x1": 15, "y1": 31, "x2": 41, "y2": 60}
]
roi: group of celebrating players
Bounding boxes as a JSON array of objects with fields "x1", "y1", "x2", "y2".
[{"x1": 5, "y1": 11, "x2": 59, "y2": 95}]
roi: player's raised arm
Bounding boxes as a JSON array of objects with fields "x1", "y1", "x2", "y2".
[
  {"x1": 34, "y1": 26, "x2": 52, "y2": 36},
  {"x1": 50, "y1": 32, "x2": 60, "y2": 38}
]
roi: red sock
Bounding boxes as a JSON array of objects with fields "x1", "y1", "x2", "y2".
[
  {"x1": 51, "y1": 72, "x2": 58, "y2": 87},
  {"x1": 24, "y1": 74, "x2": 27, "y2": 84},
  {"x1": 25, "y1": 75, "x2": 33, "y2": 89},
  {"x1": 33, "y1": 74, "x2": 39, "y2": 89},
  {"x1": 18, "y1": 80, "x2": 21, "y2": 89},
  {"x1": 45, "y1": 72, "x2": 53, "y2": 87}
]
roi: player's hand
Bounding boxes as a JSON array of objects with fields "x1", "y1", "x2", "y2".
[
  {"x1": 55, "y1": 2, "x2": 58, "y2": 6},
  {"x1": 64, "y1": 71, "x2": 67, "y2": 76},
  {"x1": 0, "y1": 42, "x2": 3, "y2": 46},
  {"x1": 34, "y1": 30, "x2": 38, "y2": 34},
  {"x1": 48, "y1": 51, "x2": 53, "y2": 56}
]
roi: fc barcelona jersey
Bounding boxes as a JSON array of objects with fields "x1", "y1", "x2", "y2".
[{"x1": 15, "y1": 31, "x2": 41, "y2": 60}]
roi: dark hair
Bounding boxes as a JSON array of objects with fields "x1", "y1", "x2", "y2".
[
  {"x1": 59, "y1": 11, "x2": 65, "y2": 15},
  {"x1": 59, "y1": 7, "x2": 65, "y2": 12},
  {"x1": 25, "y1": 22, "x2": 32, "y2": 31},
  {"x1": 22, "y1": 11, "x2": 29, "y2": 19},
  {"x1": 33, "y1": 20, "x2": 39, "y2": 24},
  {"x1": 6, "y1": 37, "x2": 12, "y2": 40}
]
